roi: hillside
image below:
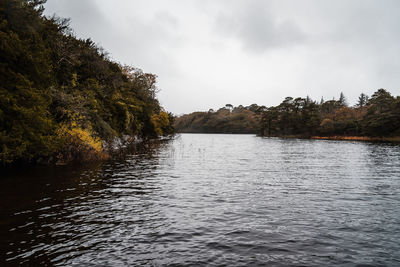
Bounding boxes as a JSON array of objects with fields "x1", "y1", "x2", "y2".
[
  {"x1": 174, "y1": 104, "x2": 261, "y2": 134},
  {"x1": 0, "y1": 0, "x2": 173, "y2": 165}
]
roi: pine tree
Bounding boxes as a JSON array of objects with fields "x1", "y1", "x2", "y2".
[
  {"x1": 356, "y1": 93, "x2": 368, "y2": 107},
  {"x1": 339, "y1": 92, "x2": 347, "y2": 106}
]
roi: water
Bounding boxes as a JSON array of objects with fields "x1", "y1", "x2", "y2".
[{"x1": 1, "y1": 134, "x2": 400, "y2": 266}]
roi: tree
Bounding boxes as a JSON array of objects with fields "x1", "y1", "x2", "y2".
[
  {"x1": 362, "y1": 89, "x2": 397, "y2": 136},
  {"x1": 356, "y1": 93, "x2": 368, "y2": 107},
  {"x1": 320, "y1": 100, "x2": 340, "y2": 115},
  {"x1": 174, "y1": 104, "x2": 261, "y2": 134},
  {"x1": 247, "y1": 104, "x2": 260, "y2": 112},
  {"x1": 339, "y1": 92, "x2": 347, "y2": 106},
  {"x1": 367, "y1": 89, "x2": 394, "y2": 113},
  {"x1": 320, "y1": 118, "x2": 334, "y2": 135},
  {"x1": 305, "y1": 95, "x2": 312, "y2": 105},
  {"x1": 225, "y1": 104, "x2": 233, "y2": 112},
  {"x1": 260, "y1": 107, "x2": 279, "y2": 136}
]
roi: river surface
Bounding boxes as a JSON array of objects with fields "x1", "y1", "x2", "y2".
[{"x1": 1, "y1": 134, "x2": 400, "y2": 266}]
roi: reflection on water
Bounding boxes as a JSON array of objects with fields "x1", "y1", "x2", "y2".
[{"x1": 1, "y1": 134, "x2": 400, "y2": 266}]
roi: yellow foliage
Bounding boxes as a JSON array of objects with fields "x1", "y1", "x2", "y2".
[
  {"x1": 151, "y1": 111, "x2": 170, "y2": 136},
  {"x1": 71, "y1": 73, "x2": 78, "y2": 87},
  {"x1": 57, "y1": 120, "x2": 103, "y2": 153}
]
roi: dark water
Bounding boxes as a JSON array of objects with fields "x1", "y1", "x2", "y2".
[{"x1": 1, "y1": 134, "x2": 400, "y2": 266}]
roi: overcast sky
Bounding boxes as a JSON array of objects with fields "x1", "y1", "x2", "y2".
[{"x1": 44, "y1": 0, "x2": 400, "y2": 114}]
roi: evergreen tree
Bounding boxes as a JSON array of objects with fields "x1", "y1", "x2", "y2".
[
  {"x1": 339, "y1": 92, "x2": 347, "y2": 106},
  {"x1": 356, "y1": 93, "x2": 368, "y2": 107}
]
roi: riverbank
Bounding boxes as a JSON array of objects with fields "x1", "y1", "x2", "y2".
[
  {"x1": 260, "y1": 134, "x2": 400, "y2": 143},
  {"x1": 3, "y1": 135, "x2": 174, "y2": 167},
  {"x1": 311, "y1": 136, "x2": 400, "y2": 142}
]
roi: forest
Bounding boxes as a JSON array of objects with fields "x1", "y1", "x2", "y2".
[
  {"x1": 0, "y1": 0, "x2": 174, "y2": 165},
  {"x1": 175, "y1": 89, "x2": 400, "y2": 139},
  {"x1": 174, "y1": 104, "x2": 261, "y2": 134},
  {"x1": 260, "y1": 89, "x2": 400, "y2": 138}
]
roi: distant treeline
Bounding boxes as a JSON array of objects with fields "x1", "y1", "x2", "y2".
[
  {"x1": 176, "y1": 89, "x2": 400, "y2": 138},
  {"x1": 0, "y1": 0, "x2": 174, "y2": 165},
  {"x1": 260, "y1": 89, "x2": 400, "y2": 137},
  {"x1": 174, "y1": 104, "x2": 261, "y2": 134}
]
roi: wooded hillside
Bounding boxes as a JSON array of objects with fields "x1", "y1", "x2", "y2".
[
  {"x1": 0, "y1": 0, "x2": 173, "y2": 165},
  {"x1": 174, "y1": 104, "x2": 261, "y2": 134}
]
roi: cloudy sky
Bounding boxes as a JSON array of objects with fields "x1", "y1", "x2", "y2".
[{"x1": 44, "y1": 0, "x2": 400, "y2": 114}]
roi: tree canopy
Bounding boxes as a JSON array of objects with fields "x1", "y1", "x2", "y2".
[
  {"x1": 174, "y1": 104, "x2": 262, "y2": 134},
  {"x1": 260, "y1": 89, "x2": 400, "y2": 137}
]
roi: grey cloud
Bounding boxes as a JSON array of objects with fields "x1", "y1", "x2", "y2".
[
  {"x1": 154, "y1": 11, "x2": 179, "y2": 29},
  {"x1": 215, "y1": 2, "x2": 306, "y2": 52},
  {"x1": 45, "y1": 0, "x2": 109, "y2": 39}
]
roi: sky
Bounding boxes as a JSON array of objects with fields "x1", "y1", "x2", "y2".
[{"x1": 44, "y1": 0, "x2": 400, "y2": 115}]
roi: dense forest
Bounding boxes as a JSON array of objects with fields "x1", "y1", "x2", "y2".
[
  {"x1": 0, "y1": 0, "x2": 174, "y2": 165},
  {"x1": 176, "y1": 89, "x2": 400, "y2": 139},
  {"x1": 174, "y1": 104, "x2": 261, "y2": 134},
  {"x1": 260, "y1": 89, "x2": 400, "y2": 138}
]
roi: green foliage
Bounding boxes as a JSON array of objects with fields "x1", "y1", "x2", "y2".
[
  {"x1": 260, "y1": 97, "x2": 322, "y2": 137},
  {"x1": 175, "y1": 88, "x2": 400, "y2": 138},
  {"x1": 362, "y1": 89, "x2": 399, "y2": 136},
  {"x1": 0, "y1": 0, "x2": 173, "y2": 165},
  {"x1": 357, "y1": 93, "x2": 368, "y2": 107},
  {"x1": 260, "y1": 89, "x2": 400, "y2": 138}
]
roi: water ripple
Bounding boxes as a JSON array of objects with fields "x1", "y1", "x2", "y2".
[{"x1": 1, "y1": 134, "x2": 400, "y2": 266}]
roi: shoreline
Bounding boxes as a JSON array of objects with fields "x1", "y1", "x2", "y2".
[
  {"x1": 1, "y1": 135, "x2": 175, "y2": 168},
  {"x1": 260, "y1": 134, "x2": 400, "y2": 143},
  {"x1": 311, "y1": 136, "x2": 400, "y2": 142},
  {"x1": 178, "y1": 132, "x2": 400, "y2": 143}
]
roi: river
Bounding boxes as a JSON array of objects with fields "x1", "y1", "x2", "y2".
[{"x1": 1, "y1": 134, "x2": 400, "y2": 266}]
